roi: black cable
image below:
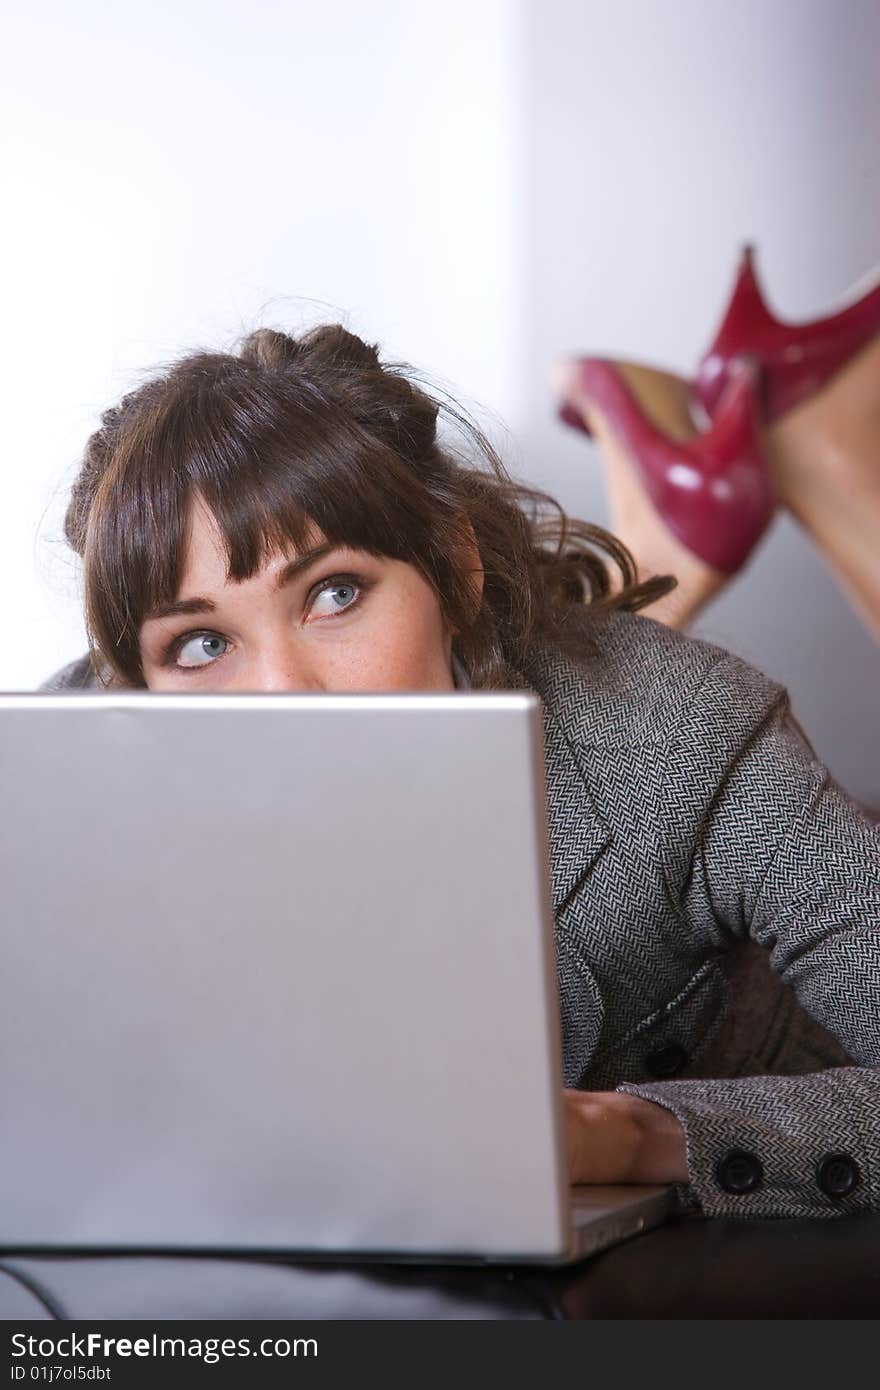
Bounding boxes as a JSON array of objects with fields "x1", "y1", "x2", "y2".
[{"x1": 0, "y1": 1260, "x2": 68, "y2": 1320}]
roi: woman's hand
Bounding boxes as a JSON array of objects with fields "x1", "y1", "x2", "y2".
[{"x1": 563, "y1": 1088, "x2": 688, "y2": 1185}]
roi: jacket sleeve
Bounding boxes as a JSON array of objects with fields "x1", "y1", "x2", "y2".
[{"x1": 617, "y1": 651, "x2": 880, "y2": 1219}]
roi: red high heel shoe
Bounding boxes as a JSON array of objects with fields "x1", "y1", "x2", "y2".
[
  {"x1": 555, "y1": 356, "x2": 773, "y2": 574},
  {"x1": 695, "y1": 244, "x2": 880, "y2": 425}
]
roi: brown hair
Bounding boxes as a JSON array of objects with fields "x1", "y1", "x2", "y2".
[{"x1": 65, "y1": 324, "x2": 674, "y2": 688}]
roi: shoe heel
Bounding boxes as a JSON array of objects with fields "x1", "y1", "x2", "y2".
[{"x1": 695, "y1": 244, "x2": 880, "y2": 424}]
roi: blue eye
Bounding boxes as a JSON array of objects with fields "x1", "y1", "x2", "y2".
[
  {"x1": 176, "y1": 633, "x2": 229, "y2": 668},
  {"x1": 310, "y1": 580, "x2": 360, "y2": 617}
]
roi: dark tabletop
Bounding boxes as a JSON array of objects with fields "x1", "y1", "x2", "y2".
[{"x1": 2, "y1": 1213, "x2": 879, "y2": 1320}]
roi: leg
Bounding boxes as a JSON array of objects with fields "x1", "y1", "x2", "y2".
[{"x1": 766, "y1": 338, "x2": 880, "y2": 642}]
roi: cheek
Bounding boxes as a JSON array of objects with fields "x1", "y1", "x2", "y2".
[
  {"x1": 142, "y1": 667, "x2": 176, "y2": 692},
  {"x1": 393, "y1": 594, "x2": 453, "y2": 681},
  {"x1": 340, "y1": 583, "x2": 452, "y2": 686}
]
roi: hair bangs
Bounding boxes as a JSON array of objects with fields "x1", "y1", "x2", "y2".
[{"x1": 187, "y1": 378, "x2": 442, "y2": 585}]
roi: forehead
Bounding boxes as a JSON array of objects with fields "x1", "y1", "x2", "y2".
[{"x1": 179, "y1": 494, "x2": 325, "y2": 592}]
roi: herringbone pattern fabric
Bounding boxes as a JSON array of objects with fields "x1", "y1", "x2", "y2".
[
  {"x1": 41, "y1": 617, "x2": 880, "y2": 1219},
  {"x1": 519, "y1": 612, "x2": 880, "y2": 1219}
]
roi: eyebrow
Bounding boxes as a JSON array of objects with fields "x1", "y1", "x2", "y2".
[{"x1": 142, "y1": 542, "x2": 338, "y2": 623}]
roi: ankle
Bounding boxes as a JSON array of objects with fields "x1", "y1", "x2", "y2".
[
  {"x1": 766, "y1": 337, "x2": 880, "y2": 511},
  {"x1": 636, "y1": 556, "x2": 726, "y2": 630},
  {"x1": 767, "y1": 414, "x2": 880, "y2": 523},
  {"x1": 607, "y1": 514, "x2": 726, "y2": 629}
]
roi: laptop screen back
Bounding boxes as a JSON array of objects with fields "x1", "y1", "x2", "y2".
[{"x1": 0, "y1": 692, "x2": 571, "y2": 1258}]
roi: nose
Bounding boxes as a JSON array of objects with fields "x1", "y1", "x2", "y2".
[{"x1": 243, "y1": 640, "x2": 321, "y2": 693}]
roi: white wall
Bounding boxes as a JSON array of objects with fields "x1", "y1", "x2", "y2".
[
  {"x1": 520, "y1": 0, "x2": 880, "y2": 804},
  {"x1": 1, "y1": 0, "x2": 524, "y2": 688}
]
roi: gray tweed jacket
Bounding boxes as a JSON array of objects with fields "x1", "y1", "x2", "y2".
[{"x1": 43, "y1": 612, "x2": 880, "y2": 1221}]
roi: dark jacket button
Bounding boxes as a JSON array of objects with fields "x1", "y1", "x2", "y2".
[
  {"x1": 644, "y1": 1042, "x2": 688, "y2": 1078},
  {"x1": 715, "y1": 1149, "x2": 764, "y2": 1194},
  {"x1": 816, "y1": 1153, "x2": 861, "y2": 1199}
]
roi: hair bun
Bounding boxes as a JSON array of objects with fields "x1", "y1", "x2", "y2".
[
  {"x1": 239, "y1": 324, "x2": 436, "y2": 459},
  {"x1": 295, "y1": 324, "x2": 383, "y2": 373},
  {"x1": 238, "y1": 327, "x2": 302, "y2": 371},
  {"x1": 239, "y1": 324, "x2": 383, "y2": 376}
]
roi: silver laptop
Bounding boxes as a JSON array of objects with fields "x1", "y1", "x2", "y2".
[{"x1": 0, "y1": 689, "x2": 672, "y2": 1263}]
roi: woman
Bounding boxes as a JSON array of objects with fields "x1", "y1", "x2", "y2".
[{"x1": 44, "y1": 323, "x2": 880, "y2": 1221}]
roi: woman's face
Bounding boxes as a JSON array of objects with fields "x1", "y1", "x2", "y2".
[{"x1": 139, "y1": 497, "x2": 470, "y2": 693}]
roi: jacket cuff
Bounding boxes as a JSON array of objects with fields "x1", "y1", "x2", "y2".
[{"x1": 617, "y1": 1068, "x2": 877, "y2": 1219}]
